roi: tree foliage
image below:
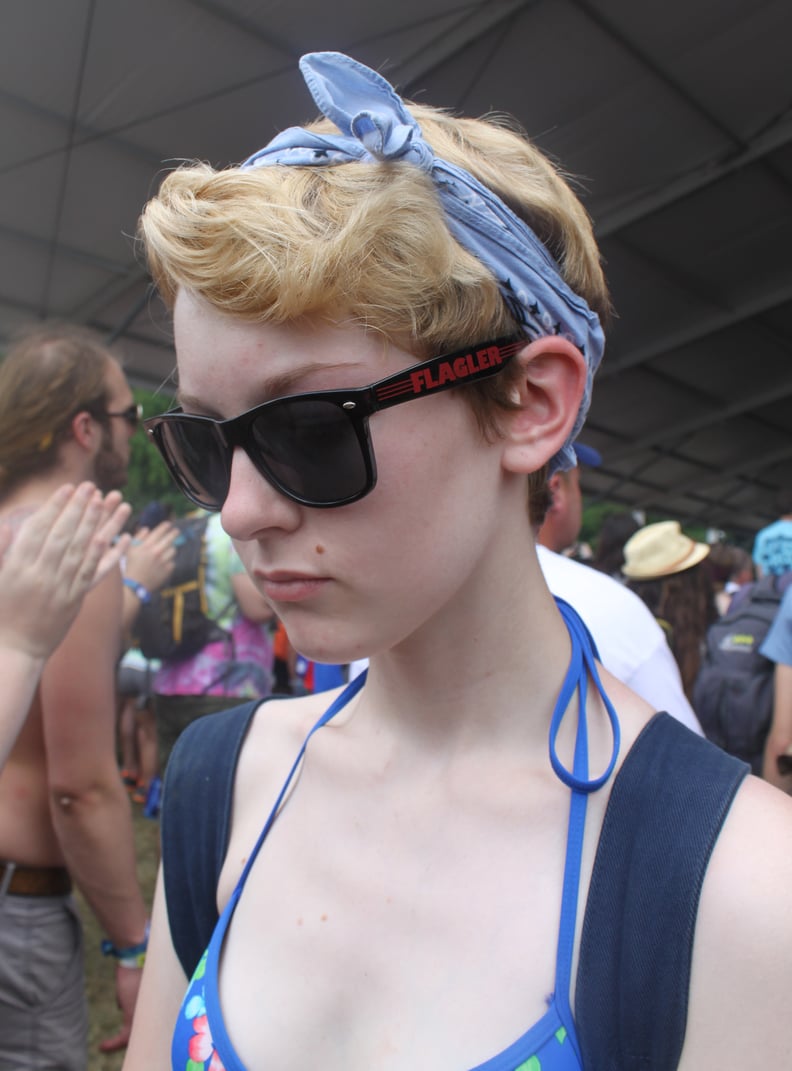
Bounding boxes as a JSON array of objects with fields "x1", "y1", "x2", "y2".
[{"x1": 125, "y1": 387, "x2": 190, "y2": 519}]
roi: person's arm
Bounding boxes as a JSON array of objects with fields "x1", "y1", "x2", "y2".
[
  {"x1": 121, "y1": 520, "x2": 178, "y2": 641},
  {"x1": 677, "y1": 777, "x2": 792, "y2": 1068},
  {"x1": 122, "y1": 867, "x2": 190, "y2": 1070},
  {"x1": 0, "y1": 483, "x2": 131, "y2": 767},
  {"x1": 762, "y1": 662, "x2": 792, "y2": 792},
  {"x1": 40, "y1": 565, "x2": 149, "y2": 1052}
]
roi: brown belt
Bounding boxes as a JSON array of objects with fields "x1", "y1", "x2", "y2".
[{"x1": 0, "y1": 862, "x2": 72, "y2": 897}]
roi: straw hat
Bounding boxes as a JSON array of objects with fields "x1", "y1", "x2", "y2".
[{"x1": 622, "y1": 521, "x2": 710, "y2": 580}]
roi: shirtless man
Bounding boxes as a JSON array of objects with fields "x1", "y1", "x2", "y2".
[{"x1": 0, "y1": 326, "x2": 149, "y2": 1070}]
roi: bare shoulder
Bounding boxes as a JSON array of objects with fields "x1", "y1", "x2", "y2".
[
  {"x1": 679, "y1": 776, "x2": 792, "y2": 1068},
  {"x1": 41, "y1": 566, "x2": 121, "y2": 712},
  {"x1": 236, "y1": 688, "x2": 345, "y2": 789},
  {"x1": 218, "y1": 688, "x2": 346, "y2": 900},
  {"x1": 48, "y1": 563, "x2": 122, "y2": 660},
  {"x1": 703, "y1": 774, "x2": 792, "y2": 916}
]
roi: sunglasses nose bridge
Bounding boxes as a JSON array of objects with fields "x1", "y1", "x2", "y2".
[
  {"x1": 220, "y1": 410, "x2": 272, "y2": 489},
  {"x1": 217, "y1": 411, "x2": 247, "y2": 454}
]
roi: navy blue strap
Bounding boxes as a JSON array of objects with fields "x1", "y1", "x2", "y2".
[
  {"x1": 575, "y1": 713, "x2": 748, "y2": 1070},
  {"x1": 161, "y1": 677, "x2": 368, "y2": 979},
  {"x1": 161, "y1": 699, "x2": 261, "y2": 978}
]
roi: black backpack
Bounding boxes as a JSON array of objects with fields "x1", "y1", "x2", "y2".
[
  {"x1": 135, "y1": 514, "x2": 225, "y2": 661},
  {"x1": 693, "y1": 574, "x2": 791, "y2": 772}
]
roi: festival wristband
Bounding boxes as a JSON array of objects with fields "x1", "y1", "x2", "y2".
[
  {"x1": 101, "y1": 924, "x2": 150, "y2": 969},
  {"x1": 123, "y1": 578, "x2": 152, "y2": 605}
]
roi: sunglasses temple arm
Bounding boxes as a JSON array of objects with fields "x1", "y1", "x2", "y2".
[{"x1": 370, "y1": 339, "x2": 521, "y2": 414}]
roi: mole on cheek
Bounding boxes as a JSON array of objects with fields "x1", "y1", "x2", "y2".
[{"x1": 315, "y1": 544, "x2": 325, "y2": 555}]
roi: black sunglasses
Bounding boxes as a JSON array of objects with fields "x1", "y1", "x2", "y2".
[
  {"x1": 144, "y1": 336, "x2": 523, "y2": 511},
  {"x1": 106, "y1": 403, "x2": 143, "y2": 429}
]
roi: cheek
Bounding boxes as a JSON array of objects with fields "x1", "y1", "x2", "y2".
[
  {"x1": 341, "y1": 402, "x2": 502, "y2": 584},
  {"x1": 258, "y1": 424, "x2": 504, "y2": 664},
  {"x1": 373, "y1": 396, "x2": 493, "y2": 510}
]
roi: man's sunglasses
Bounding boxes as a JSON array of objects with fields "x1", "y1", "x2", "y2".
[
  {"x1": 106, "y1": 403, "x2": 144, "y2": 429},
  {"x1": 144, "y1": 336, "x2": 523, "y2": 511}
]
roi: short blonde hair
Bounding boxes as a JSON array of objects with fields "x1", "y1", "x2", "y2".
[
  {"x1": 138, "y1": 101, "x2": 609, "y2": 522},
  {"x1": 141, "y1": 105, "x2": 608, "y2": 338}
]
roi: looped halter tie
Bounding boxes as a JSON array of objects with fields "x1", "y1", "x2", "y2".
[{"x1": 551, "y1": 599, "x2": 620, "y2": 793}]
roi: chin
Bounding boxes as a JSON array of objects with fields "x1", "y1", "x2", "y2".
[
  {"x1": 299, "y1": 641, "x2": 370, "y2": 667},
  {"x1": 284, "y1": 621, "x2": 374, "y2": 667},
  {"x1": 93, "y1": 459, "x2": 128, "y2": 493}
]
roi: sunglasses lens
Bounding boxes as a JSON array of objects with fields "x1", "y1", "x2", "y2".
[
  {"x1": 251, "y1": 398, "x2": 371, "y2": 505},
  {"x1": 153, "y1": 397, "x2": 372, "y2": 510},
  {"x1": 156, "y1": 418, "x2": 231, "y2": 510}
]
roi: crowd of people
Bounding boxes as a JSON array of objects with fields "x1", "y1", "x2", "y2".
[
  {"x1": 572, "y1": 492, "x2": 792, "y2": 789},
  {"x1": 535, "y1": 444, "x2": 792, "y2": 789},
  {"x1": 0, "y1": 47, "x2": 790, "y2": 1071}
]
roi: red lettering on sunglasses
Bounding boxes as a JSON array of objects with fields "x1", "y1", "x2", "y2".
[{"x1": 377, "y1": 344, "x2": 508, "y2": 403}]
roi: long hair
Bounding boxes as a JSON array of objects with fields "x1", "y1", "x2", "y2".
[
  {"x1": 0, "y1": 324, "x2": 114, "y2": 497},
  {"x1": 591, "y1": 512, "x2": 640, "y2": 578},
  {"x1": 628, "y1": 562, "x2": 717, "y2": 700}
]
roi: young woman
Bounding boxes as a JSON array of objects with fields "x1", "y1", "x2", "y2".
[
  {"x1": 0, "y1": 482, "x2": 130, "y2": 768},
  {"x1": 125, "y1": 52, "x2": 792, "y2": 1071}
]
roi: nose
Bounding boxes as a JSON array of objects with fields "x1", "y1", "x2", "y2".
[{"x1": 220, "y1": 446, "x2": 302, "y2": 542}]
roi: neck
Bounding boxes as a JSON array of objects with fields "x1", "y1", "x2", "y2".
[{"x1": 359, "y1": 537, "x2": 574, "y2": 759}]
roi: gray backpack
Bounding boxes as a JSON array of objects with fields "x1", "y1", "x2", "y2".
[{"x1": 693, "y1": 574, "x2": 791, "y2": 772}]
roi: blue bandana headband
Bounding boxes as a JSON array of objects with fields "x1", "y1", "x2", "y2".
[{"x1": 241, "y1": 51, "x2": 605, "y2": 473}]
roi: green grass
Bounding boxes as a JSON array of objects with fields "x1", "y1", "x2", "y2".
[{"x1": 76, "y1": 803, "x2": 161, "y2": 1071}]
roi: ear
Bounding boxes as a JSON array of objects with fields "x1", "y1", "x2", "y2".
[
  {"x1": 545, "y1": 472, "x2": 564, "y2": 514},
  {"x1": 501, "y1": 336, "x2": 587, "y2": 476},
  {"x1": 70, "y1": 410, "x2": 100, "y2": 452}
]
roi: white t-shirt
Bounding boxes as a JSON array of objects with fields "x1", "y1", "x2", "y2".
[{"x1": 537, "y1": 545, "x2": 702, "y2": 734}]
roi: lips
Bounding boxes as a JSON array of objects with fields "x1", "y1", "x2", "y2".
[{"x1": 257, "y1": 570, "x2": 329, "y2": 603}]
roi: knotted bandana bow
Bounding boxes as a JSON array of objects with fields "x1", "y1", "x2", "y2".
[{"x1": 242, "y1": 51, "x2": 605, "y2": 473}]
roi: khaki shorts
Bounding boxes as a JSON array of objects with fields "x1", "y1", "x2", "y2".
[{"x1": 0, "y1": 892, "x2": 87, "y2": 1071}]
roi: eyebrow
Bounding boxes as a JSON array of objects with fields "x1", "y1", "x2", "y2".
[{"x1": 176, "y1": 360, "x2": 372, "y2": 415}]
